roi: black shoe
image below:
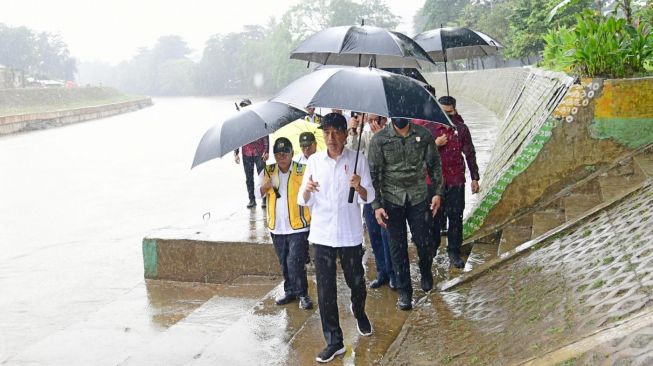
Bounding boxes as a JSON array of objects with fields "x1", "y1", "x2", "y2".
[
  {"x1": 261, "y1": 198, "x2": 266, "y2": 209},
  {"x1": 299, "y1": 295, "x2": 313, "y2": 310},
  {"x1": 246, "y1": 199, "x2": 256, "y2": 208},
  {"x1": 349, "y1": 304, "x2": 373, "y2": 336},
  {"x1": 397, "y1": 292, "x2": 412, "y2": 311},
  {"x1": 421, "y1": 274, "x2": 433, "y2": 292},
  {"x1": 448, "y1": 252, "x2": 465, "y2": 269},
  {"x1": 316, "y1": 343, "x2": 346, "y2": 363},
  {"x1": 275, "y1": 293, "x2": 297, "y2": 305},
  {"x1": 369, "y1": 277, "x2": 388, "y2": 289},
  {"x1": 389, "y1": 278, "x2": 397, "y2": 291},
  {"x1": 355, "y1": 315, "x2": 373, "y2": 336}
]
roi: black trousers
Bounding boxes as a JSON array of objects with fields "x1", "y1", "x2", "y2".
[
  {"x1": 243, "y1": 155, "x2": 264, "y2": 201},
  {"x1": 271, "y1": 232, "x2": 309, "y2": 297},
  {"x1": 384, "y1": 199, "x2": 432, "y2": 297},
  {"x1": 314, "y1": 244, "x2": 366, "y2": 346},
  {"x1": 432, "y1": 185, "x2": 465, "y2": 254}
]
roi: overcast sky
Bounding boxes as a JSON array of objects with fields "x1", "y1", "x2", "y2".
[{"x1": 1, "y1": 0, "x2": 425, "y2": 65}]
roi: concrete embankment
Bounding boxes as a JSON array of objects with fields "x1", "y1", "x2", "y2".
[
  {"x1": 426, "y1": 69, "x2": 653, "y2": 240},
  {"x1": 0, "y1": 87, "x2": 152, "y2": 135},
  {"x1": 383, "y1": 68, "x2": 653, "y2": 365}
]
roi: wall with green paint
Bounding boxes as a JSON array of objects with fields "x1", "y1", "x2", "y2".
[
  {"x1": 142, "y1": 238, "x2": 158, "y2": 278},
  {"x1": 425, "y1": 69, "x2": 652, "y2": 240},
  {"x1": 589, "y1": 77, "x2": 653, "y2": 148}
]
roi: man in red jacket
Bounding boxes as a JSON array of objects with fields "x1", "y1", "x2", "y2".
[
  {"x1": 415, "y1": 96, "x2": 480, "y2": 268},
  {"x1": 434, "y1": 96, "x2": 479, "y2": 268}
]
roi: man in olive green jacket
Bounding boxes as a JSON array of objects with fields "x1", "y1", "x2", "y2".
[{"x1": 368, "y1": 119, "x2": 443, "y2": 310}]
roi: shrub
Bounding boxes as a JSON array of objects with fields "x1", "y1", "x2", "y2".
[{"x1": 542, "y1": 10, "x2": 653, "y2": 77}]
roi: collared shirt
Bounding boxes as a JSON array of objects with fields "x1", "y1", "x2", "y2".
[
  {"x1": 293, "y1": 153, "x2": 310, "y2": 165},
  {"x1": 297, "y1": 148, "x2": 375, "y2": 247},
  {"x1": 255, "y1": 169, "x2": 309, "y2": 235},
  {"x1": 368, "y1": 123, "x2": 443, "y2": 210},
  {"x1": 305, "y1": 114, "x2": 320, "y2": 124}
]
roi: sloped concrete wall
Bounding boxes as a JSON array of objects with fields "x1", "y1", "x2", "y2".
[
  {"x1": 425, "y1": 69, "x2": 653, "y2": 239},
  {"x1": 0, "y1": 97, "x2": 152, "y2": 135}
]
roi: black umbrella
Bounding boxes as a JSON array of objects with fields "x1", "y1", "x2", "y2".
[
  {"x1": 413, "y1": 27, "x2": 503, "y2": 95},
  {"x1": 290, "y1": 25, "x2": 436, "y2": 69},
  {"x1": 191, "y1": 101, "x2": 306, "y2": 168},
  {"x1": 381, "y1": 68, "x2": 429, "y2": 85},
  {"x1": 270, "y1": 67, "x2": 451, "y2": 126},
  {"x1": 270, "y1": 66, "x2": 452, "y2": 203}
]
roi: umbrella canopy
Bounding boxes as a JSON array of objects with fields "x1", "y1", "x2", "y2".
[
  {"x1": 291, "y1": 25, "x2": 436, "y2": 69},
  {"x1": 270, "y1": 67, "x2": 452, "y2": 127},
  {"x1": 381, "y1": 67, "x2": 429, "y2": 85},
  {"x1": 191, "y1": 101, "x2": 306, "y2": 168},
  {"x1": 271, "y1": 119, "x2": 326, "y2": 155},
  {"x1": 413, "y1": 27, "x2": 503, "y2": 62}
]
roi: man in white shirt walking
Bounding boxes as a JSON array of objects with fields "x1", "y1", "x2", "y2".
[
  {"x1": 256, "y1": 137, "x2": 313, "y2": 310},
  {"x1": 298, "y1": 113, "x2": 376, "y2": 363}
]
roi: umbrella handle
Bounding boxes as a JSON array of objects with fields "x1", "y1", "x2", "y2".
[
  {"x1": 348, "y1": 187, "x2": 356, "y2": 203},
  {"x1": 348, "y1": 113, "x2": 365, "y2": 204}
]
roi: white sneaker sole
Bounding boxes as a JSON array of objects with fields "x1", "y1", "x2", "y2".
[{"x1": 315, "y1": 347, "x2": 345, "y2": 363}]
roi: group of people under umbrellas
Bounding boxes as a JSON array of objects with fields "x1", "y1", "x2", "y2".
[{"x1": 193, "y1": 24, "x2": 496, "y2": 363}]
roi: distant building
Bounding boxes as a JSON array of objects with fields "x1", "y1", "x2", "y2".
[{"x1": 0, "y1": 65, "x2": 25, "y2": 89}]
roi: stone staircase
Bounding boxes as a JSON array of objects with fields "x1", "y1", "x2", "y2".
[{"x1": 460, "y1": 146, "x2": 653, "y2": 273}]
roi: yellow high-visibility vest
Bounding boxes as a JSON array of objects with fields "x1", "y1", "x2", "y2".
[{"x1": 265, "y1": 162, "x2": 311, "y2": 230}]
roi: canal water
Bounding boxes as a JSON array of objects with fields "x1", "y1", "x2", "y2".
[{"x1": 0, "y1": 96, "x2": 498, "y2": 362}]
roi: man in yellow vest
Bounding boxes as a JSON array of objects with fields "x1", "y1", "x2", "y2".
[{"x1": 255, "y1": 137, "x2": 313, "y2": 309}]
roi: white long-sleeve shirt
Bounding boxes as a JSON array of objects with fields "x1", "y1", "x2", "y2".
[
  {"x1": 255, "y1": 169, "x2": 310, "y2": 235},
  {"x1": 297, "y1": 148, "x2": 375, "y2": 247}
]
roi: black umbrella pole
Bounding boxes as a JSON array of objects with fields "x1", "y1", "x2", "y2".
[
  {"x1": 444, "y1": 60, "x2": 450, "y2": 96},
  {"x1": 348, "y1": 113, "x2": 364, "y2": 203}
]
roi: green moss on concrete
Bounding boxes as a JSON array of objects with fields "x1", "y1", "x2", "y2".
[
  {"x1": 142, "y1": 238, "x2": 158, "y2": 278},
  {"x1": 590, "y1": 117, "x2": 653, "y2": 148}
]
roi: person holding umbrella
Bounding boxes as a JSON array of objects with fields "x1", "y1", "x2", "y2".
[
  {"x1": 346, "y1": 114, "x2": 396, "y2": 289},
  {"x1": 234, "y1": 99, "x2": 270, "y2": 209},
  {"x1": 368, "y1": 117, "x2": 443, "y2": 311},
  {"x1": 255, "y1": 137, "x2": 313, "y2": 310},
  {"x1": 298, "y1": 113, "x2": 375, "y2": 363}
]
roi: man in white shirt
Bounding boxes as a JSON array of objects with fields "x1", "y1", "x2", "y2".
[
  {"x1": 298, "y1": 113, "x2": 375, "y2": 363},
  {"x1": 305, "y1": 106, "x2": 321, "y2": 124},
  {"x1": 256, "y1": 137, "x2": 313, "y2": 310},
  {"x1": 293, "y1": 131, "x2": 317, "y2": 165}
]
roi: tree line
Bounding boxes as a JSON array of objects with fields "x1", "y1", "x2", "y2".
[
  {"x1": 78, "y1": 0, "x2": 399, "y2": 96},
  {"x1": 0, "y1": 23, "x2": 76, "y2": 80},
  {"x1": 414, "y1": 0, "x2": 652, "y2": 61}
]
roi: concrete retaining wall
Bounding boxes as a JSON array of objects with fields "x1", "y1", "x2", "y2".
[
  {"x1": 0, "y1": 97, "x2": 152, "y2": 135},
  {"x1": 425, "y1": 68, "x2": 653, "y2": 239},
  {"x1": 143, "y1": 238, "x2": 281, "y2": 284}
]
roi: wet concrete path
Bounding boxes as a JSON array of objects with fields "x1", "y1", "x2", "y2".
[{"x1": 0, "y1": 97, "x2": 499, "y2": 365}]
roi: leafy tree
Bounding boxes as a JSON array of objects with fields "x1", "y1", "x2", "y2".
[
  {"x1": 0, "y1": 24, "x2": 76, "y2": 80},
  {"x1": 506, "y1": 0, "x2": 592, "y2": 59},
  {"x1": 151, "y1": 35, "x2": 191, "y2": 64},
  {"x1": 414, "y1": 0, "x2": 470, "y2": 32},
  {"x1": 155, "y1": 59, "x2": 196, "y2": 95}
]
